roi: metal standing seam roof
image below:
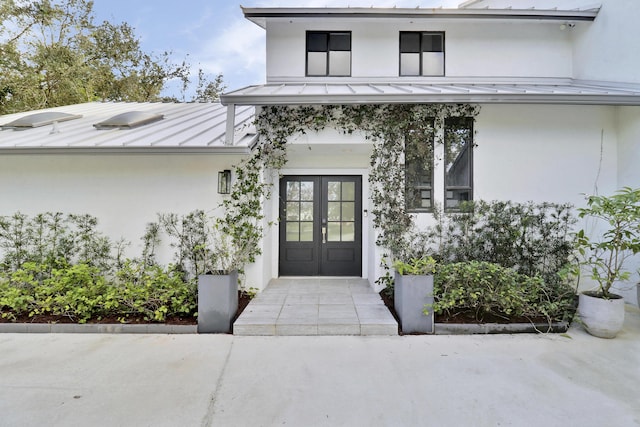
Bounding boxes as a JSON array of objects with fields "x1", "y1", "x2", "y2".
[
  {"x1": 220, "y1": 79, "x2": 640, "y2": 106},
  {"x1": 0, "y1": 102, "x2": 255, "y2": 153}
]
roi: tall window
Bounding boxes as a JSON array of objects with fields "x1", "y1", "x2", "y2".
[
  {"x1": 306, "y1": 31, "x2": 351, "y2": 76},
  {"x1": 444, "y1": 117, "x2": 474, "y2": 209},
  {"x1": 405, "y1": 119, "x2": 436, "y2": 212},
  {"x1": 399, "y1": 32, "x2": 444, "y2": 76}
]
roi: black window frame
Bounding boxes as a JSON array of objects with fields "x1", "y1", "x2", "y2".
[
  {"x1": 405, "y1": 119, "x2": 436, "y2": 213},
  {"x1": 399, "y1": 31, "x2": 445, "y2": 77},
  {"x1": 306, "y1": 31, "x2": 352, "y2": 77},
  {"x1": 444, "y1": 117, "x2": 474, "y2": 211}
]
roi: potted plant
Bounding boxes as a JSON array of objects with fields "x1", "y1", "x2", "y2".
[
  {"x1": 197, "y1": 222, "x2": 242, "y2": 334},
  {"x1": 576, "y1": 187, "x2": 640, "y2": 338},
  {"x1": 393, "y1": 256, "x2": 437, "y2": 334}
]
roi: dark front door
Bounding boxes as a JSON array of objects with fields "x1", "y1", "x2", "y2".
[{"x1": 279, "y1": 176, "x2": 362, "y2": 276}]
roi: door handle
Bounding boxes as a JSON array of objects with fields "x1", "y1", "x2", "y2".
[{"x1": 322, "y1": 226, "x2": 326, "y2": 244}]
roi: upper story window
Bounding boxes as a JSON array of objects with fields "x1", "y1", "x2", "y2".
[
  {"x1": 399, "y1": 32, "x2": 444, "y2": 77},
  {"x1": 306, "y1": 31, "x2": 351, "y2": 77}
]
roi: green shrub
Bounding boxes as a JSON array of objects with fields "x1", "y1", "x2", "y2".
[
  {"x1": 426, "y1": 201, "x2": 576, "y2": 287},
  {"x1": 112, "y1": 261, "x2": 197, "y2": 322},
  {"x1": 0, "y1": 261, "x2": 197, "y2": 323},
  {"x1": 0, "y1": 212, "x2": 112, "y2": 277},
  {"x1": 432, "y1": 261, "x2": 576, "y2": 323},
  {"x1": 2, "y1": 262, "x2": 107, "y2": 322},
  {"x1": 0, "y1": 211, "x2": 204, "y2": 323},
  {"x1": 393, "y1": 256, "x2": 436, "y2": 276},
  {"x1": 0, "y1": 277, "x2": 32, "y2": 320}
]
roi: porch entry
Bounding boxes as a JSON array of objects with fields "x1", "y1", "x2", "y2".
[{"x1": 279, "y1": 175, "x2": 362, "y2": 276}]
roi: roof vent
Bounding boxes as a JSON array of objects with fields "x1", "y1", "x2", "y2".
[
  {"x1": 93, "y1": 111, "x2": 164, "y2": 130},
  {"x1": 1, "y1": 112, "x2": 82, "y2": 130}
]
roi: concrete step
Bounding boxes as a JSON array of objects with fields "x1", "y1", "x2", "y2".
[{"x1": 233, "y1": 278, "x2": 398, "y2": 336}]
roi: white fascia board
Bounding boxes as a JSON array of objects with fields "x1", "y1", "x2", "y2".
[
  {"x1": 0, "y1": 146, "x2": 252, "y2": 156},
  {"x1": 222, "y1": 94, "x2": 640, "y2": 106},
  {"x1": 221, "y1": 91, "x2": 640, "y2": 107},
  {"x1": 241, "y1": 6, "x2": 599, "y2": 26}
]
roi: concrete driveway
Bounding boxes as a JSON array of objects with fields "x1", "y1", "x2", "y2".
[{"x1": 1, "y1": 305, "x2": 639, "y2": 427}]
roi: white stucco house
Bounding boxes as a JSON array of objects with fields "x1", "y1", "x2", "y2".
[{"x1": 1, "y1": 0, "x2": 640, "y2": 302}]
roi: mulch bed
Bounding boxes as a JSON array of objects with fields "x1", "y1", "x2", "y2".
[{"x1": 0, "y1": 291, "x2": 254, "y2": 329}]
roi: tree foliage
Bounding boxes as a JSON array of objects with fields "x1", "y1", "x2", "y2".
[{"x1": 0, "y1": 0, "x2": 224, "y2": 114}]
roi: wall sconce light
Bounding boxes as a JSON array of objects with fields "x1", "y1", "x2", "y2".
[{"x1": 218, "y1": 170, "x2": 231, "y2": 194}]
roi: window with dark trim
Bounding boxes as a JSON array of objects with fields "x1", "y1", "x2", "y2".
[
  {"x1": 399, "y1": 32, "x2": 445, "y2": 76},
  {"x1": 405, "y1": 119, "x2": 436, "y2": 212},
  {"x1": 306, "y1": 31, "x2": 351, "y2": 77},
  {"x1": 444, "y1": 117, "x2": 474, "y2": 209}
]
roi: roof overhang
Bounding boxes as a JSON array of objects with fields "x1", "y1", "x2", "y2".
[
  {"x1": 242, "y1": 6, "x2": 600, "y2": 28},
  {"x1": 0, "y1": 147, "x2": 251, "y2": 155},
  {"x1": 221, "y1": 79, "x2": 640, "y2": 107}
]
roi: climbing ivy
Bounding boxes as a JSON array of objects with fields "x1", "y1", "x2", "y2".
[{"x1": 219, "y1": 103, "x2": 481, "y2": 270}]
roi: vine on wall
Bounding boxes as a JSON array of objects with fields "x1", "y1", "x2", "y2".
[{"x1": 219, "y1": 103, "x2": 481, "y2": 270}]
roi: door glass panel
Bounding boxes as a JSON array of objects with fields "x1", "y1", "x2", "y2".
[
  {"x1": 342, "y1": 202, "x2": 355, "y2": 221},
  {"x1": 287, "y1": 182, "x2": 299, "y2": 200},
  {"x1": 286, "y1": 222, "x2": 299, "y2": 242},
  {"x1": 286, "y1": 202, "x2": 299, "y2": 220},
  {"x1": 300, "y1": 181, "x2": 314, "y2": 200},
  {"x1": 342, "y1": 222, "x2": 355, "y2": 242},
  {"x1": 285, "y1": 180, "x2": 315, "y2": 242},
  {"x1": 328, "y1": 202, "x2": 341, "y2": 221},
  {"x1": 300, "y1": 202, "x2": 314, "y2": 221},
  {"x1": 328, "y1": 223, "x2": 341, "y2": 241},
  {"x1": 300, "y1": 222, "x2": 314, "y2": 242},
  {"x1": 327, "y1": 182, "x2": 341, "y2": 201},
  {"x1": 326, "y1": 180, "x2": 358, "y2": 242},
  {"x1": 342, "y1": 182, "x2": 355, "y2": 201}
]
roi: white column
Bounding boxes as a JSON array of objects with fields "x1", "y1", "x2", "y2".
[{"x1": 225, "y1": 104, "x2": 236, "y2": 146}]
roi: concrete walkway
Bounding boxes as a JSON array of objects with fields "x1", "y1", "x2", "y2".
[
  {"x1": 233, "y1": 278, "x2": 398, "y2": 336},
  {"x1": 1, "y1": 305, "x2": 639, "y2": 427}
]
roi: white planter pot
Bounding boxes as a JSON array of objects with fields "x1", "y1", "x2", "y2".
[{"x1": 578, "y1": 292, "x2": 625, "y2": 339}]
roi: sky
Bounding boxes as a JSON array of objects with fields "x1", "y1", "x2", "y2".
[{"x1": 91, "y1": 0, "x2": 463, "y2": 99}]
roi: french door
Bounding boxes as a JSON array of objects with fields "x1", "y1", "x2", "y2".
[{"x1": 279, "y1": 176, "x2": 362, "y2": 276}]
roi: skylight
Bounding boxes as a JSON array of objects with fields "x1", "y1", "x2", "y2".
[
  {"x1": 1, "y1": 112, "x2": 82, "y2": 130},
  {"x1": 93, "y1": 111, "x2": 164, "y2": 130}
]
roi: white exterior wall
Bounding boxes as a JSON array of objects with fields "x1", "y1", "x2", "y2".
[
  {"x1": 0, "y1": 153, "x2": 265, "y2": 284},
  {"x1": 617, "y1": 107, "x2": 640, "y2": 192},
  {"x1": 474, "y1": 104, "x2": 618, "y2": 205},
  {"x1": 469, "y1": 0, "x2": 640, "y2": 84},
  {"x1": 265, "y1": 20, "x2": 572, "y2": 82},
  {"x1": 616, "y1": 106, "x2": 640, "y2": 304},
  {"x1": 572, "y1": 0, "x2": 640, "y2": 84}
]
